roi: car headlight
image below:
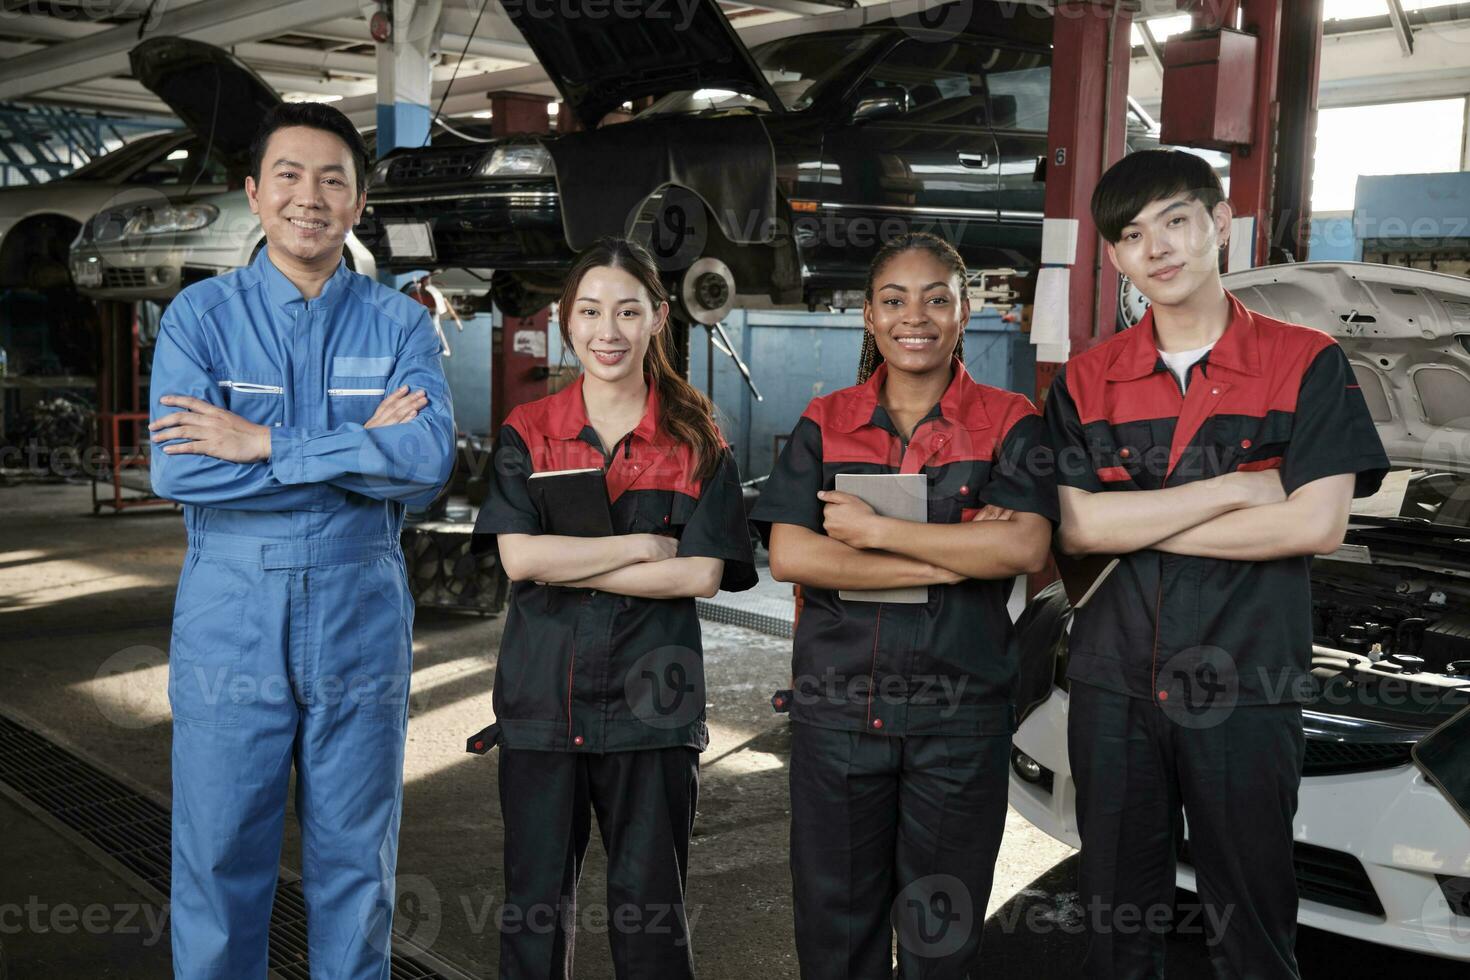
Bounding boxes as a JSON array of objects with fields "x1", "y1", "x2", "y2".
[
  {"x1": 369, "y1": 156, "x2": 397, "y2": 188},
  {"x1": 127, "y1": 203, "x2": 218, "y2": 235},
  {"x1": 475, "y1": 143, "x2": 552, "y2": 178}
]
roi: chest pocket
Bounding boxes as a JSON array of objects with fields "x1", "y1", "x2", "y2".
[
  {"x1": 1086, "y1": 424, "x2": 1165, "y2": 488},
  {"x1": 626, "y1": 489, "x2": 694, "y2": 538},
  {"x1": 218, "y1": 374, "x2": 285, "y2": 427},
  {"x1": 326, "y1": 355, "x2": 393, "y2": 427},
  {"x1": 931, "y1": 460, "x2": 991, "y2": 524},
  {"x1": 1207, "y1": 414, "x2": 1292, "y2": 476}
]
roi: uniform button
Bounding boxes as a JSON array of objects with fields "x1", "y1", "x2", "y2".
[
  {"x1": 663, "y1": 515, "x2": 670, "y2": 523},
  {"x1": 1210, "y1": 387, "x2": 1220, "y2": 395},
  {"x1": 473, "y1": 740, "x2": 484, "y2": 751},
  {"x1": 1157, "y1": 690, "x2": 1169, "y2": 701},
  {"x1": 1119, "y1": 447, "x2": 1132, "y2": 459},
  {"x1": 1240, "y1": 438, "x2": 1252, "y2": 449},
  {"x1": 959, "y1": 485, "x2": 969, "y2": 495},
  {"x1": 871, "y1": 718, "x2": 883, "y2": 729},
  {"x1": 573, "y1": 735, "x2": 585, "y2": 746}
]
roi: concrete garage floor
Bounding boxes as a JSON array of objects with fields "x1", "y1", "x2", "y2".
[{"x1": 2, "y1": 479, "x2": 1467, "y2": 978}]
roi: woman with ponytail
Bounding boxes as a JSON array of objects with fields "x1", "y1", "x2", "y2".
[
  {"x1": 469, "y1": 237, "x2": 756, "y2": 979},
  {"x1": 751, "y1": 232, "x2": 1058, "y2": 980}
]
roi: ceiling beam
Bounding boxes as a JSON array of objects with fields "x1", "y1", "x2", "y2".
[{"x1": 0, "y1": 0, "x2": 366, "y2": 101}]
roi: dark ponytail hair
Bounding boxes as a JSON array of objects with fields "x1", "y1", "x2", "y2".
[
  {"x1": 557, "y1": 237, "x2": 725, "y2": 481},
  {"x1": 858, "y1": 232, "x2": 968, "y2": 384}
]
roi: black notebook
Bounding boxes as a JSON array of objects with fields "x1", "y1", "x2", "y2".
[{"x1": 528, "y1": 468, "x2": 615, "y2": 537}]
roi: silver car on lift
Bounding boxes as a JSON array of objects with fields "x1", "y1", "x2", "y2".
[{"x1": 69, "y1": 37, "x2": 374, "y2": 302}]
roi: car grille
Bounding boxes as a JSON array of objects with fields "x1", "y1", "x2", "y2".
[
  {"x1": 102, "y1": 267, "x2": 148, "y2": 289},
  {"x1": 386, "y1": 148, "x2": 484, "y2": 183},
  {"x1": 1179, "y1": 839, "x2": 1384, "y2": 917},
  {"x1": 1302, "y1": 738, "x2": 1413, "y2": 775}
]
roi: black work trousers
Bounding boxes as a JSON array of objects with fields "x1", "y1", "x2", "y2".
[
  {"x1": 1069, "y1": 681, "x2": 1306, "y2": 980},
  {"x1": 497, "y1": 745, "x2": 700, "y2": 980},
  {"x1": 789, "y1": 721, "x2": 1011, "y2": 980}
]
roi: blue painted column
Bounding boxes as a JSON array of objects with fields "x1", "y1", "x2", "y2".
[
  {"x1": 375, "y1": 0, "x2": 440, "y2": 151},
  {"x1": 374, "y1": 0, "x2": 441, "y2": 286}
]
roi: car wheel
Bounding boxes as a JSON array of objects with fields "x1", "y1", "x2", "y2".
[{"x1": 1118, "y1": 275, "x2": 1149, "y2": 330}]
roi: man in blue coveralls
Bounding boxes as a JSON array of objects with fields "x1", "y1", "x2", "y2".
[{"x1": 147, "y1": 102, "x2": 455, "y2": 977}]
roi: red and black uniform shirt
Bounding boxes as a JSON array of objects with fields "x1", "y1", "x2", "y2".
[
  {"x1": 1044, "y1": 290, "x2": 1390, "y2": 706},
  {"x1": 469, "y1": 374, "x2": 757, "y2": 754},
  {"x1": 750, "y1": 357, "x2": 1060, "y2": 737}
]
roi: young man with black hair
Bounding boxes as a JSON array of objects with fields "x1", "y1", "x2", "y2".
[
  {"x1": 148, "y1": 102, "x2": 455, "y2": 977},
  {"x1": 1044, "y1": 149, "x2": 1389, "y2": 978}
]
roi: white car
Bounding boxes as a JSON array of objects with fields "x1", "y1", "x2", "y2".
[
  {"x1": 69, "y1": 36, "x2": 374, "y2": 302},
  {"x1": 1009, "y1": 261, "x2": 1470, "y2": 961}
]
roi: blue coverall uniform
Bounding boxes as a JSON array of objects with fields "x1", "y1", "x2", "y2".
[{"x1": 149, "y1": 247, "x2": 456, "y2": 978}]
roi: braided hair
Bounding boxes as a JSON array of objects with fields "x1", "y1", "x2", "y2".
[{"x1": 858, "y1": 232, "x2": 967, "y2": 384}]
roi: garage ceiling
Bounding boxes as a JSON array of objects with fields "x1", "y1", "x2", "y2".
[{"x1": 0, "y1": 1, "x2": 1466, "y2": 127}]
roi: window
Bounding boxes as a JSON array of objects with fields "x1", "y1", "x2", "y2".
[
  {"x1": 985, "y1": 64, "x2": 1050, "y2": 131},
  {"x1": 1311, "y1": 98, "x2": 1465, "y2": 212},
  {"x1": 124, "y1": 137, "x2": 229, "y2": 187},
  {"x1": 852, "y1": 39, "x2": 999, "y2": 128}
]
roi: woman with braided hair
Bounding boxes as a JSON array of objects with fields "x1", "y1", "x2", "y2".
[{"x1": 751, "y1": 231, "x2": 1058, "y2": 980}]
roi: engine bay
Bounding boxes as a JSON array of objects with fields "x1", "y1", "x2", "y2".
[{"x1": 1313, "y1": 557, "x2": 1470, "y2": 678}]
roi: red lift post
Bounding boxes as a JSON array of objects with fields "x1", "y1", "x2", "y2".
[{"x1": 1034, "y1": 0, "x2": 1136, "y2": 406}]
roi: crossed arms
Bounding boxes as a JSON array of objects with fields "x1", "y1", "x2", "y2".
[{"x1": 1056, "y1": 469, "x2": 1355, "y2": 562}]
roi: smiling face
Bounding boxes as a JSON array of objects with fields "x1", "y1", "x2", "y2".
[
  {"x1": 1106, "y1": 192, "x2": 1232, "y2": 308},
  {"x1": 245, "y1": 125, "x2": 365, "y2": 272},
  {"x1": 864, "y1": 247, "x2": 969, "y2": 376},
  {"x1": 563, "y1": 264, "x2": 669, "y2": 385}
]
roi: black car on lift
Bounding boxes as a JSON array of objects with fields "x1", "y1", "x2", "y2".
[{"x1": 357, "y1": 0, "x2": 1068, "y2": 341}]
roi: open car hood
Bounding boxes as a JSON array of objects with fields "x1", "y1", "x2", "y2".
[
  {"x1": 500, "y1": 0, "x2": 785, "y2": 129},
  {"x1": 1222, "y1": 261, "x2": 1470, "y2": 475},
  {"x1": 129, "y1": 36, "x2": 279, "y2": 170}
]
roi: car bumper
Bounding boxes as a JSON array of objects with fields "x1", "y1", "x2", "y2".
[
  {"x1": 70, "y1": 240, "x2": 186, "y2": 300},
  {"x1": 361, "y1": 181, "x2": 569, "y2": 273},
  {"x1": 1009, "y1": 690, "x2": 1470, "y2": 961}
]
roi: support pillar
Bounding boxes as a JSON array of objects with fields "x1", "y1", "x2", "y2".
[
  {"x1": 1031, "y1": 0, "x2": 1134, "y2": 402},
  {"x1": 374, "y1": 0, "x2": 441, "y2": 152}
]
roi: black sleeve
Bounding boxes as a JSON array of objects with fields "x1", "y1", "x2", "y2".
[
  {"x1": 1281, "y1": 344, "x2": 1390, "y2": 497},
  {"x1": 1042, "y1": 367, "x2": 1104, "y2": 493},
  {"x1": 748, "y1": 415, "x2": 825, "y2": 548},
  {"x1": 984, "y1": 411, "x2": 1061, "y2": 526},
  {"x1": 676, "y1": 448, "x2": 758, "y2": 593},
  {"x1": 470, "y1": 425, "x2": 542, "y2": 555}
]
